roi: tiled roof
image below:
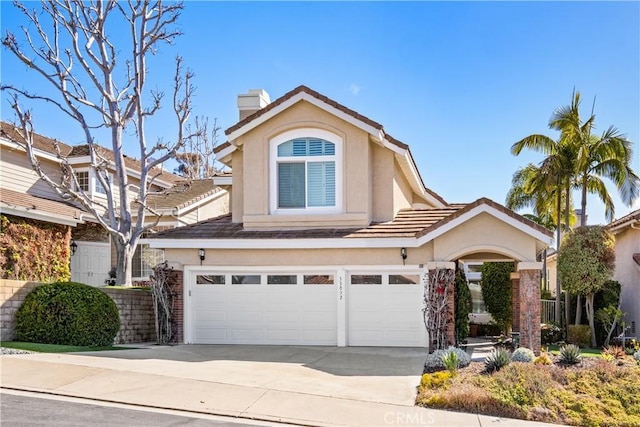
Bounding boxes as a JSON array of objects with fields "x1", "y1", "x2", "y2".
[
  {"x1": 1, "y1": 121, "x2": 182, "y2": 185},
  {"x1": 1, "y1": 121, "x2": 74, "y2": 155},
  {"x1": 147, "y1": 205, "x2": 468, "y2": 240},
  {"x1": 68, "y1": 144, "x2": 182, "y2": 184},
  {"x1": 0, "y1": 188, "x2": 84, "y2": 221},
  {"x1": 608, "y1": 208, "x2": 640, "y2": 230},
  {"x1": 146, "y1": 197, "x2": 553, "y2": 242},
  {"x1": 147, "y1": 179, "x2": 224, "y2": 210}
]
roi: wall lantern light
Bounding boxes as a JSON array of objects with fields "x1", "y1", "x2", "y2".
[
  {"x1": 400, "y1": 247, "x2": 407, "y2": 265},
  {"x1": 70, "y1": 239, "x2": 78, "y2": 256},
  {"x1": 198, "y1": 248, "x2": 205, "y2": 265}
]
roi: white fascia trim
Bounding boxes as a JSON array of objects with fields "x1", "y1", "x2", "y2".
[
  {"x1": 212, "y1": 175, "x2": 232, "y2": 186},
  {"x1": 0, "y1": 138, "x2": 62, "y2": 163},
  {"x1": 226, "y1": 92, "x2": 383, "y2": 142},
  {"x1": 215, "y1": 145, "x2": 237, "y2": 164},
  {"x1": 0, "y1": 205, "x2": 82, "y2": 226},
  {"x1": 396, "y1": 151, "x2": 446, "y2": 208},
  {"x1": 174, "y1": 189, "x2": 228, "y2": 216},
  {"x1": 144, "y1": 236, "x2": 417, "y2": 249},
  {"x1": 416, "y1": 204, "x2": 554, "y2": 246}
]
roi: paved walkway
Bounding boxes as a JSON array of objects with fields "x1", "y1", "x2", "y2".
[{"x1": 1, "y1": 344, "x2": 558, "y2": 427}]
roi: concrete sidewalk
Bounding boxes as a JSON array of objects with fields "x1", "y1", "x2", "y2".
[{"x1": 1, "y1": 346, "x2": 557, "y2": 427}]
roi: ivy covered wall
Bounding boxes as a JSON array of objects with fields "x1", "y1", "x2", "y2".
[{"x1": 0, "y1": 214, "x2": 71, "y2": 282}]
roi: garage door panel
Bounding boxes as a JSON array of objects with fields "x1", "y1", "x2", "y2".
[
  {"x1": 348, "y1": 274, "x2": 427, "y2": 347},
  {"x1": 190, "y1": 272, "x2": 338, "y2": 345}
]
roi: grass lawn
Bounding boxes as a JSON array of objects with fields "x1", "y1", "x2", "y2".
[
  {"x1": 546, "y1": 345, "x2": 602, "y2": 357},
  {"x1": 1, "y1": 341, "x2": 136, "y2": 353}
]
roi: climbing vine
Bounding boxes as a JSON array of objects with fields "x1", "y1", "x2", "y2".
[
  {"x1": 0, "y1": 214, "x2": 71, "y2": 282},
  {"x1": 150, "y1": 261, "x2": 175, "y2": 344},
  {"x1": 424, "y1": 268, "x2": 455, "y2": 352}
]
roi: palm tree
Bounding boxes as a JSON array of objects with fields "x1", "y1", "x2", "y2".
[
  {"x1": 550, "y1": 91, "x2": 640, "y2": 226},
  {"x1": 511, "y1": 135, "x2": 577, "y2": 329}
]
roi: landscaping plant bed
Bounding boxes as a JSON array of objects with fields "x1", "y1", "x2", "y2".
[{"x1": 416, "y1": 353, "x2": 640, "y2": 426}]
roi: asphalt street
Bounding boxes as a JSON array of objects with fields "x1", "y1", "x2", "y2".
[{"x1": 0, "y1": 390, "x2": 279, "y2": 427}]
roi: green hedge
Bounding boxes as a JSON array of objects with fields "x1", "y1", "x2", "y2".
[{"x1": 15, "y1": 281, "x2": 120, "y2": 347}]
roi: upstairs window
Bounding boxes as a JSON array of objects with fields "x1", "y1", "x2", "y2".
[{"x1": 270, "y1": 129, "x2": 342, "y2": 214}]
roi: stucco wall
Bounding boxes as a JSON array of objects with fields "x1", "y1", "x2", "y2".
[
  {"x1": 614, "y1": 227, "x2": 640, "y2": 336},
  {"x1": 165, "y1": 243, "x2": 434, "y2": 268},
  {"x1": 229, "y1": 101, "x2": 433, "y2": 229},
  {"x1": 433, "y1": 212, "x2": 537, "y2": 261}
]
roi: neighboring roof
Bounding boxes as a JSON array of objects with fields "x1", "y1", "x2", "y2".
[
  {"x1": 146, "y1": 197, "x2": 552, "y2": 248},
  {"x1": 69, "y1": 144, "x2": 182, "y2": 185},
  {"x1": 220, "y1": 86, "x2": 447, "y2": 207},
  {"x1": 0, "y1": 188, "x2": 85, "y2": 226},
  {"x1": 1, "y1": 121, "x2": 74, "y2": 156},
  {"x1": 608, "y1": 208, "x2": 640, "y2": 232},
  {"x1": 1, "y1": 121, "x2": 182, "y2": 185},
  {"x1": 146, "y1": 179, "x2": 225, "y2": 211}
]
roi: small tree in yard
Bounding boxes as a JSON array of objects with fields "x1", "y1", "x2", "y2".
[
  {"x1": 2, "y1": 1, "x2": 198, "y2": 285},
  {"x1": 558, "y1": 226, "x2": 615, "y2": 347},
  {"x1": 481, "y1": 262, "x2": 515, "y2": 334}
]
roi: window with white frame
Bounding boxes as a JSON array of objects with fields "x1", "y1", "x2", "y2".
[
  {"x1": 270, "y1": 129, "x2": 342, "y2": 214},
  {"x1": 75, "y1": 171, "x2": 90, "y2": 192},
  {"x1": 74, "y1": 169, "x2": 110, "y2": 196},
  {"x1": 132, "y1": 244, "x2": 164, "y2": 279}
]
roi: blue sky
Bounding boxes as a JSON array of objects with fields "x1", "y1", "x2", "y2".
[{"x1": 2, "y1": 1, "x2": 639, "y2": 226}]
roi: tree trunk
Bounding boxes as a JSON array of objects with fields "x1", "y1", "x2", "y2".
[
  {"x1": 586, "y1": 293, "x2": 597, "y2": 348},
  {"x1": 575, "y1": 294, "x2": 582, "y2": 325},
  {"x1": 563, "y1": 181, "x2": 571, "y2": 333},
  {"x1": 555, "y1": 192, "x2": 562, "y2": 330},
  {"x1": 115, "y1": 240, "x2": 134, "y2": 286},
  {"x1": 581, "y1": 178, "x2": 588, "y2": 226}
]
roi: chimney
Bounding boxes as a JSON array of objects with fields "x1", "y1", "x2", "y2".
[{"x1": 237, "y1": 89, "x2": 270, "y2": 121}]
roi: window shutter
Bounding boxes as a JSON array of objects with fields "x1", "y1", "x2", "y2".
[
  {"x1": 307, "y1": 161, "x2": 335, "y2": 207},
  {"x1": 278, "y1": 162, "x2": 305, "y2": 208}
]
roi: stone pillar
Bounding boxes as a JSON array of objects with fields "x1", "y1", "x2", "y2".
[
  {"x1": 166, "y1": 262, "x2": 184, "y2": 344},
  {"x1": 426, "y1": 262, "x2": 456, "y2": 352},
  {"x1": 511, "y1": 272, "x2": 520, "y2": 333},
  {"x1": 517, "y1": 262, "x2": 542, "y2": 354}
]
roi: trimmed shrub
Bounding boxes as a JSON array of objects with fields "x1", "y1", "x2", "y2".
[
  {"x1": 480, "y1": 262, "x2": 514, "y2": 333},
  {"x1": 485, "y1": 348, "x2": 511, "y2": 372},
  {"x1": 454, "y1": 268, "x2": 471, "y2": 344},
  {"x1": 425, "y1": 346, "x2": 471, "y2": 372},
  {"x1": 567, "y1": 324, "x2": 591, "y2": 347},
  {"x1": 511, "y1": 347, "x2": 535, "y2": 363},
  {"x1": 541, "y1": 322, "x2": 561, "y2": 344},
  {"x1": 15, "y1": 281, "x2": 120, "y2": 346}
]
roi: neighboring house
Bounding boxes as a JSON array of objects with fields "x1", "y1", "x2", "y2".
[
  {"x1": 0, "y1": 121, "x2": 230, "y2": 287},
  {"x1": 146, "y1": 86, "x2": 553, "y2": 350},
  {"x1": 608, "y1": 209, "x2": 640, "y2": 338}
]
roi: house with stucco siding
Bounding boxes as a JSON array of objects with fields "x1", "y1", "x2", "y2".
[{"x1": 145, "y1": 86, "x2": 553, "y2": 351}]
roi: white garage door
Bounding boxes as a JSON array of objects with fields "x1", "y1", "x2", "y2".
[
  {"x1": 348, "y1": 271, "x2": 428, "y2": 347},
  {"x1": 188, "y1": 271, "x2": 337, "y2": 345}
]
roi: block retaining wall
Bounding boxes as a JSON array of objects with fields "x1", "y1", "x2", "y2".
[{"x1": 0, "y1": 279, "x2": 156, "y2": 344}]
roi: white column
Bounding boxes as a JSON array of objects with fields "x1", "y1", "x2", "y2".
[{"x1": 336, "y1": 268, "x2": 347, "y2": 347}]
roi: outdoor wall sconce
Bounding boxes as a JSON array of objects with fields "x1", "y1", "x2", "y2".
[
  {"x1": 70, "y1": 239, "x2": 78, "y2": 256},
  {"x1": 199, "y1": 248, "x2": 205, "y2": 265},
  {"x1": 400, "y1": 247, "x2": 407, "y2": 265}
]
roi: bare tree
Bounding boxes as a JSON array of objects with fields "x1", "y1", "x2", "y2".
[
  {"x1": 2, "y1": 0, "x2": 199, "y2": 285},
  {"x1": 175, "y1": 116, "x2": 224, "y2": 179}
]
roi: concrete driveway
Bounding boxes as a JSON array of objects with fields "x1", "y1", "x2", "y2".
[{"x1": 16, "y1": 345, "x2": 427, "y2": 406}]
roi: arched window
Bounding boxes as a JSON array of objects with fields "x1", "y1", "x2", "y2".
[{"x1": 270, "y1": 129, "x2": 342, "y2": 214}]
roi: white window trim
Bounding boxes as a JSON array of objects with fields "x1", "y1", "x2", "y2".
[
  {"x1": 269, "y1": 128, "x2": 343, "y2": 215},
  {"x1": 74, "y1": 167, "x2": 112, "y2": 199}
]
